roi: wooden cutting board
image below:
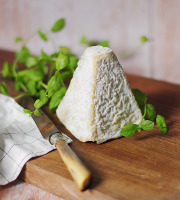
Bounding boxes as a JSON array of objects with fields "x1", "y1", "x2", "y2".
[{"x1": 0, "y1": 49, "x2": 180, "y2": 200}]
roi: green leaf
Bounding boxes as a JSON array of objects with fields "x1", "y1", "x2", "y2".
[
  {"x1": 16, "y1": 46, "x2": 30, "y2": 63},
  {"x1": 69, "y1": 55, "x2": 78, "y2": 69},
  {"x1": 137, "y1": 127, "x2": 142, "y2": 132},
  {"x1": 98, "y1": 40, "x2": 109, "y2": 47},
  {"x1": 140, "y1": 36, "x2": 149, "y2": 43},
  {"x1": 51, "y1": 52, "x2": 59, "y2": 58},
  {"x1": 52, "y1": 62, "x2": 56, "y2": 70},
  {"x1": 56, "y1": 52, "x2": 69, "y2": 70},
  {"x1": 141, "y1": 104, "x2": 156, "y2": 121},
  {"x1": 132, "y1": 88, "x2": 147, "y2": 106},
  {"x1": 1, "y1": 62, "x2": 15, "y2": 79},
  {"x1": 15, "y1": 81, "x2": 22, "y2": 91},
  {"x1": 25, "y1": 56, "x2": 38, "y2": 68},
  {"x1": 23, "y1": 109, "x2": 32, "y2": 116},
  {"x1": 23, "y1": 109, "x2": 31, "y2": 114},
  {"x1": 1, "y1": 62, "x2": 10, "y2": 78},
  {"x1": 60, "y1": 46, "x2": 71, "y2": 54},
  {"x1": 37, "y1": 30, "x2": 48, "y2": 41},
  {"x1": 39, "y1": 89, "x2": 47, "y2": 99},
  {"x1": 156, "y1": 115, "x2": 168, "y2": 134},
  {"x1": 34, "y1": 89, "x2": 49, "y2": 108},
  {"x1": 34, "y1": 96, "x2": 48, "y2": 109},
  {"x1": 40, "y1": 50, "x2": 52, "y2": 62},
  {"x1": 61, "y1": 71, "x2": 73, "y2": 81},
  {"x1": 26, "y1": 80, "x2": 37, "y2": 96},
  {"x1": 140, "y1": 120, "x2": 154, "y2": 131},
  {"x1": 15, "y1": 37, "x2": 23, "y2": 43},
  {"x1": 51, "y1": 18, "x2": 65, "y2": 32},
  {"x1": 34, "y1": 109, "x2": 41, "y2": 116},
  {"x1": 46, "y1": 71, "x2": 62, "y2": 98},
  {"x1": 159, "y1": 127, "x2": 168, "y2": 134},
  {"x1": 24, "y1": 109, "x2": 31, "y2": 114},
  {"x1": 16, "y1": 69, "x2": 43, "y2": 83},
  {"x1": 120, "y1": 124, "x2": 139, "y2": 137},
  {"x1": 0, "y1": 82, "x2": 9, "y2": 96},
  {"x1": 80, "y1": 36, "x2": 88, "y2": 45},
  {"x1": 37, "y1": 62, "x2": 48, "y2": 75},
  {"x1": 49, "y1": 87, "x2": 67, "y2": 111}
]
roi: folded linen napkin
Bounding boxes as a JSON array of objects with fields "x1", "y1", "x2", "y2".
[{"x1": 0, "y1": 94, "x2": 55, "y2": 185}]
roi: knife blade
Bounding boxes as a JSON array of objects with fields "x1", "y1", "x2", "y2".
[{"x1": 19, "y1": 96, "x2": 92, "y2": 191}]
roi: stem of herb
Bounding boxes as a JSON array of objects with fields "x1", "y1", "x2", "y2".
[
  {"x1": 20, "y1": 82, "x2": 28, "y2": 92},
  {"x1": 143, "y1": 104, "x2": 147, "y2": 119},
  {"x1": 39, "y1": 81, "x2": 48, "y2": 89},
  {"x1": 47, "y1": 30, "x2": 57, "y2": 52},
  {"x1": 59, "y1": 73, "x2": 66, "y2": 88},
  {"x1": 25, "y1": 31, "x2": 38, "y2": 46},
  {"x1": 14, "y1": 92, "x2": 30, "y2": 100},
  {"x1": 48, "y1": 64, "x2": 55, "y2": 81},
  {"x1": 70, "y1": 66, "x2": 75, "y2": 73},
  {"x1": 119, "y1": 45, "x2": 141, "y2": 59}
]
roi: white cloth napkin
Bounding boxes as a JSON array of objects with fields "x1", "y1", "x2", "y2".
[{"x1": 0, "y1": 94, "x2": 56, "y2": 185}]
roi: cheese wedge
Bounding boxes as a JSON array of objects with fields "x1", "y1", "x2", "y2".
[{"x1": 56, "y1": 46, "x2": 142, "y2": 143}]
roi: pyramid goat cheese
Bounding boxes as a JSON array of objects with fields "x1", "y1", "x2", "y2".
[{"x1": 56, "y1": 46, "x2": 142, "y2": 143}]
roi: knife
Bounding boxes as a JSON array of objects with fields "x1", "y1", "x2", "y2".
[{"x1": 19, "y1": 96, "x2": 92, "y2": 191}]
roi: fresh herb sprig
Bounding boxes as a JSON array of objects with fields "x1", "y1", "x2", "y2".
[
  {"x1": 119, "y1": 36, "x2": 149, "y2": 59},
  {"x1": 120, "y1": 89, "x2": 168, "y2": 137},
  {"x1": 1, "y1": 18, "x2": 78, "y2": 116}
]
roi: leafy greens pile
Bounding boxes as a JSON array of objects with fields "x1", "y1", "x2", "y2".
[{"x1": 1, "y1": 18, "x2": 79, "y2": 116}]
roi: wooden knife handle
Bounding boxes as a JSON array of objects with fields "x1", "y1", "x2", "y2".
[{"x1": 56, "y1": 140, "x2": 92, "y2": 191}]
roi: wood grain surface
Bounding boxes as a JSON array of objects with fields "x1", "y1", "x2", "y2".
[{"x1": 0, "y1": 50, "x2": 180, "y2": 200}]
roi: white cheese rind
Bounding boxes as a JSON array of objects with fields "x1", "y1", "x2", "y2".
[
  {"x1": 93, "y1": 51, "x2": 142, "y2": 143},
  {"x1": 56, "y1": 48, "x2": 97, "y2": 142},
  {"x1": 56, "y1": 46, "x2": 142, "y2": 143}
]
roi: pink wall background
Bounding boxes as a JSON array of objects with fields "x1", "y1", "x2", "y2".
[
  {"x1": 0, "y1": 0, "x2": 180, "y2": 84},
  {"x1": 0, "y1": 0, "x2": 180, "y2": 199}
]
